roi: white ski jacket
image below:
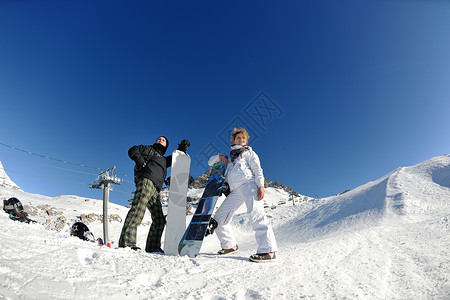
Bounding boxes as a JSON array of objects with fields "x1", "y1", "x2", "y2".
[{"x1": 209, "y1": 146, "x2": 264, "y2": 192}]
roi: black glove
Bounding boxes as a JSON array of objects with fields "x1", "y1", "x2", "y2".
[
  {"x1": 177, "y1": 139, "x2": 191, "y2": 153},
  {"x1": 135, "y1": 157, "x2": 146, "y2": 171}
]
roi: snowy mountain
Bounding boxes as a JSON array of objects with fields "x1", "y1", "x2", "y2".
[
  {"x1": 0, "y1": 155, "x2": 449, "y2": 299},
  {"x1": 0, "y1": 161, "x2": 22, "y2": 191},
  {"x1": 174, "y1": 167, "x2": 309, "y2": 207}
]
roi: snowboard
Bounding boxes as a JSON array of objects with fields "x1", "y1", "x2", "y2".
[
  {"x1": 164, "y1": 150, "x2": 191, "y2": 256},
  {"x1": 178, "y1": 161, "x2": 227, "y2": 257}
]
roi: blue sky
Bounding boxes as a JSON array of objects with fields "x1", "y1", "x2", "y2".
[{"x1": 1, "y1": 0, "x2": 449, "y2": 207}]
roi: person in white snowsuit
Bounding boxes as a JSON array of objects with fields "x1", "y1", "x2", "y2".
[{"x1": 209, "y1": 128, "x2": 277, "y2": 262}]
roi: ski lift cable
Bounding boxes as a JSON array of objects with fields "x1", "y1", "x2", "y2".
[
  {"x1": 0, "y1": 142, "x2": 103, "y2": 170},
  {"x1": 1, "y1": 150, "x2": 135, "y2": 187},
  {"x1": 0, "y1": 151, "x2": 99, "y2": 176},
  {"x1": 108, "y1": 188, "x2": 133, "y2": 196},
  {"x1": 0, "y1": 144, "x2": 137, "y2": 196},
  {"x1": 4, "y1": 168, "x2": 88, "y2": 186},
  {"x1": 0, "y1": 141, "x2": 134, "y2": 179},
  {"x1": 5, "y1": 167, "x2": 133, "y2": 196}
]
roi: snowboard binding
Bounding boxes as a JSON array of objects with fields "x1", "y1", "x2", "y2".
[{"x1": 205, "y1": 217, "x2": 218, "y2": 237}]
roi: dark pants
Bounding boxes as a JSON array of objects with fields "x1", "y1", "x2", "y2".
[{"x1": 118, "y1": 177, "x2": 165, "y2": 252}]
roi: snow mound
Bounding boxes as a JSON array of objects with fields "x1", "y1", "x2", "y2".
[
  {"x1": 277, "y1": 154, "x2": 450, "y2": 243},
  {"x1": 428, "y1": 157, "x2": 450, "y2": 189},
  {"x1": 385, "y1": 154, "x2": 450, "y2": 220}
]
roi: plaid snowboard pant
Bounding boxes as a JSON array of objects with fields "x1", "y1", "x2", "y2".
[{"x1": 118, "y1": 177, "x2": 166, "y2": 252}]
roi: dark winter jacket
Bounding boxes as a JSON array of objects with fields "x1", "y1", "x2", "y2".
[{"x1": 128, "y1": 145, "x2": 172, "y2": 191}]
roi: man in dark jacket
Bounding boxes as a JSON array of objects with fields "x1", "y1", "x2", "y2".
[{"x1": 119, "y1": 136, "x2": 190, "y2": 253}]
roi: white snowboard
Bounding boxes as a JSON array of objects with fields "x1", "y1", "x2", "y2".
[{"x1": 164, "y1": 150, "x2": 191, "y2": 255}]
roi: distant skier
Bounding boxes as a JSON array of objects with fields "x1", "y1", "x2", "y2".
[
  {"x1": 118, "y1": 136, "x2": 190, "y2": 253},
  {"x1": 210, "y1": 128, "x2": 277, "y2": 262}
]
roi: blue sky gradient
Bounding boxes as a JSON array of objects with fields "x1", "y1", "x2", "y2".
[{"x1": 1, "y1": 0, "x2": 449, "y2": 206}]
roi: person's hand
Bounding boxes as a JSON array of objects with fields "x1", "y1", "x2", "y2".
[
  {"x1": 177, "y1": 140, "x2": 191, "y2": 153},
  {"x1": 257, "y1": 186, "x2": 265, "y2": 201},
  {"x1": 135, "y1": 157, "x2": 146, "y2": 171},
  {"x1": 219, "y1": 154, "x2": 228, "y2": 164}
]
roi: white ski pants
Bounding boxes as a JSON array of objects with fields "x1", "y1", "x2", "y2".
[{"x1": 214, "y1": 181, "x2": 278, "y2": 253}]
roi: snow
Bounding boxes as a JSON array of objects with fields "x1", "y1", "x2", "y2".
[
  {"x1": 1, "y1": 155, "x2": 449, "y2": 299},
  {"x1": 0, "y1": 161, "x2": 21, "y2": 191}
]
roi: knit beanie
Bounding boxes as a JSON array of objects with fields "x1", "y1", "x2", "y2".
[{"x1": 153, "y1": 136, "x2": 169, "y2": 155}]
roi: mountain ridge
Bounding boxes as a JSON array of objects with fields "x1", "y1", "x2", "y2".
[{"x1": 188, "y1": 166, "x2": 305, "y2": 198}]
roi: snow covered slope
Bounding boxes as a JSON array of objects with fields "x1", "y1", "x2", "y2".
[
  {"x1": 0, "y1": 161, "x2": 21, "y2": 191},
  {"x1": 0, "y1": 155, "x2": 449, "y2": 299}
]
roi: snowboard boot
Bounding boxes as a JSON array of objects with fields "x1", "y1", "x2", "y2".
[
  {"x1": 249, "y1": 252, "x2": 276, "y2": 263},
  {"x1": 218, "y1": 245, "x2": 238, "y2": 255},
  {"x1": 147, "y1": 247, "x2": 164, "y2": 254}
]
